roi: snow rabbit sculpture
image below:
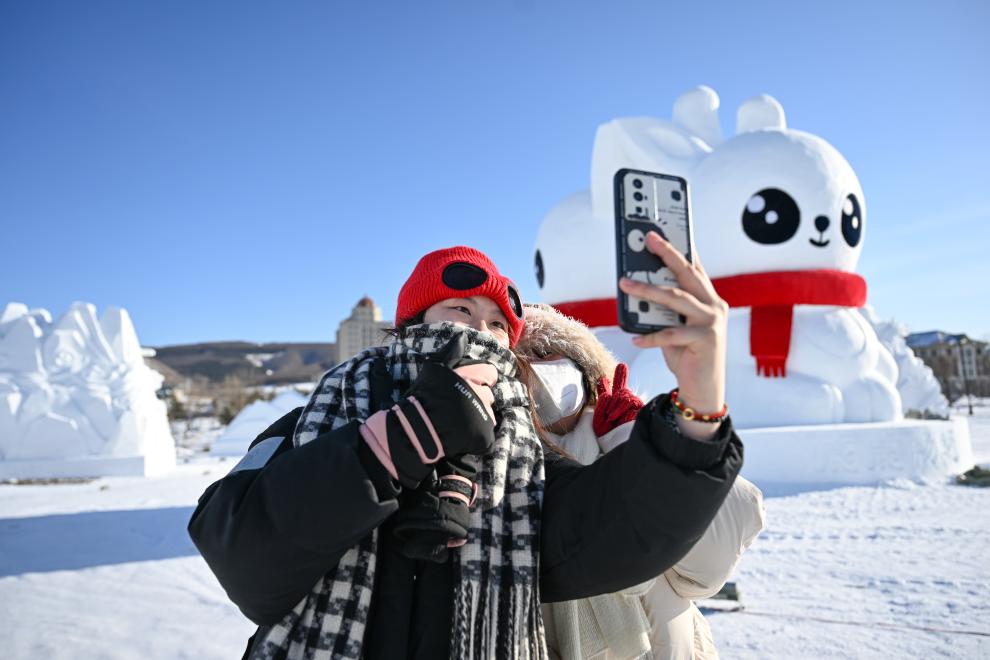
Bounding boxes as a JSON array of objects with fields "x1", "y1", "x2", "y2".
[{"x1": 534, "y1": 86, "x2": 901, "y2": 427}]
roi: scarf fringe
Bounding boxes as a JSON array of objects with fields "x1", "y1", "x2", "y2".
[
  {"x1": 451, "y1": 580, "x2": 548, "y2": 660},
  {"x1": 755, "y1": 357, "x2": 787, "y2": 378}
]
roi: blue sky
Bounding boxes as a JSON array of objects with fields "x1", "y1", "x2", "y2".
[{"x1": 1, "y1": 1, "x2": 987, "y2": 346}]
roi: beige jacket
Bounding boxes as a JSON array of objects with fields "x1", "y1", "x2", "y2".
[{"x1": 543, "y1": 411, "x2": 766, "y2": 660}]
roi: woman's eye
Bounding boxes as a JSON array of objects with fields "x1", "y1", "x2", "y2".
[
  {"x1": 491, "y1": 321, "x2": 506, "y2": 331},
  {"x1": 452, "y1": 306, "x2": 471, "y2": 315}
]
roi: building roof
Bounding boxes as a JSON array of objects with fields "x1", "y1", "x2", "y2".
[
  {"x1": 356, "y1": 295, "x2": 375, "y2": 308},
  {"x1": 906, "y1": 330, "x2": 968, "y2": 348}
]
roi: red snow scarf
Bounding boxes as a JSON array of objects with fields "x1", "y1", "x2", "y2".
[
  {"x1": 711, "y1": 270, "x2": 866, "y2": 377},
  {"x1": 552, "y1": 270, "x2": 866, "y2": 378}
]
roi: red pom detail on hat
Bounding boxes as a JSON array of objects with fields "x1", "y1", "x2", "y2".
[{"x1": 396, "y1": 246, "x2": 525, "y2": 346}]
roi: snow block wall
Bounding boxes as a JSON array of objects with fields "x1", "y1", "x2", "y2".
[{"x1": 0, "y1": 302, "x2": 176, "y2": 478}]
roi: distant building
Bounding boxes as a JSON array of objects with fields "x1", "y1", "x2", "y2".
[
  {"x1": 907, "y1": 331, "x2": 989, "y2": 399},
  {"x1": 335, "y1": 296, "x2": 392, "y2": 362}
]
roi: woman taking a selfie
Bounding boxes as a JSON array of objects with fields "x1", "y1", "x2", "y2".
[
  {"x1": 189, "y1": 232, "x2": 741, "y2": 660},
  {"x1": 516, "y1": 302, "x2": 766, "y2": 660}
]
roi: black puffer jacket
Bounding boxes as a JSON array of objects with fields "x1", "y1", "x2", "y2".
[{"x1": 188, "y1": 393, "x2": 742, "y2": 659}]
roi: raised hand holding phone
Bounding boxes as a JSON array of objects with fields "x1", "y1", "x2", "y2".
[{"x1": 618, "y1": 230, "x2": 729, "y2": 440}]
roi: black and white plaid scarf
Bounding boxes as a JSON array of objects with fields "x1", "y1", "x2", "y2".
[{"x1": 250, "y1": 322, "x2": 548, "y2": 660}]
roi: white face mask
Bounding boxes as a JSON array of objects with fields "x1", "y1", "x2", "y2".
[{"x1": 531, "y1": 358, "x2": 587, "y2": 425}]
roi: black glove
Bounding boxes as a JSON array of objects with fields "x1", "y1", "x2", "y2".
[
  {"x1": 360, "y1": 337, "x2": 497, "y2": 488},
  {"x1": 392, "y1": 456, "x2": 478, "y2": 562}
]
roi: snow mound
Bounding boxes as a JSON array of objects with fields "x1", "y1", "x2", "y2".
[{"x1": 210, "y1": 389, "x2": 308, "y2": 457}]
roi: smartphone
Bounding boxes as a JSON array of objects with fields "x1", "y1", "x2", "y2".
[{"x1": 614, "y1": 168, "x2": 693, "y2": 333}]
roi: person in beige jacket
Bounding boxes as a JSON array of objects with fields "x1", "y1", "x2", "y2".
[{"x1": 517, "y1": 304, "x2": 766, "y2": 660}]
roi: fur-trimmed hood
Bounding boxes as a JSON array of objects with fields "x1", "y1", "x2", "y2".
[{"x1": 515, "y1": 303, "x2": 618, "y2": 405}]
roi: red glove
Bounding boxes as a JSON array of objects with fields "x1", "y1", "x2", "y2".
[{"x1": 592, "y1": 363, "x2": 644, "y2": 437}]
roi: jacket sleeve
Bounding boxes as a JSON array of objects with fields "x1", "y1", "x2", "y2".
[
  {"x1": 663, "y1": 475, "x2": 766, "y2": 600},
  {"x1": 539, "y1": 393, "x2": 743, "y2": 603},
  {"x1": 187, "y1": 407, "x2": 400, "y2": 625}
]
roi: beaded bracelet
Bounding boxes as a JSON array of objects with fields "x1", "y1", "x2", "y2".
[{"x1": 670, "y1": 388, "x2": 728, "y2": 423}]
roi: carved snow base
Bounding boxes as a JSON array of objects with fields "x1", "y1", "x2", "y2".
[
  {"x1": 0, "y1": 446, "x2": 175, "y2": 480},
  {"x1": 739, "y1": 418, "x2": 972, "y2": 488}
]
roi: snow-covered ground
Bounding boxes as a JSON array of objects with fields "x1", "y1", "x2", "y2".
[
  {"x1": 708, "y1": 400, "x2": 990, "y2": 659},
  {"x1": 1, "y1": 405, "x2": 988, "y2": 659},
  {"x1": 0, "y1": 454, "x2": 255, "y2": 659},
  {"x1": 707, "y1": 480, "x2": 989, "y2": 658}
]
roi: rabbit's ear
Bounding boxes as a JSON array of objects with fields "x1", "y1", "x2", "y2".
[
  {"x1": 737, "y1": 94, "x2": 786, "y2": 133},
  {"x1": 673, "y1": 85, "x2": 723, "y2": 147},
  {"x1": 591, "y1": 117, "x2": 707, "y2": 221},
  {"x1": 589, "y1": 87, "x2": 726, "y2": 222}
]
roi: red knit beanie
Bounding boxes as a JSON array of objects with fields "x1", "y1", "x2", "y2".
[{"x1": 396, "y1": 246, "x2": 525, "y2": 346}]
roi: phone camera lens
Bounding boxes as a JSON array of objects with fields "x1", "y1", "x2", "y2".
[
  {"x1": 633, "y1": 192, "x2": 644, "y2": 201},
  {"x1": 671, "y1": 190, "x2": 682, "y2": 201},
  {"x1": 633, "y1": 179, "x2": 643, "y2": 189}
]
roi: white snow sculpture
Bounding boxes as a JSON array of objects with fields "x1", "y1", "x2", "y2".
[
  {"x1": 0, "y1": 302, "x2": 175, "y2": 478},
  {"x1": 211, "y1": 389, "x2": 308, "y2": 457},
  {"x1": 535, "y1": 86, "x2": 901, "y2": 428},
  {"x1": 533, "y1": 87, "x2": 972, "y2": 485}
]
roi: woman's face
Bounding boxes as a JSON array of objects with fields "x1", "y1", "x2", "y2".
[
  {"x1": 422, "y1": 296, "x2": 511, "y2": 347},
  {"x1": 531, "y1": 353, "x2": 588, "y2": 435}
]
